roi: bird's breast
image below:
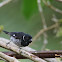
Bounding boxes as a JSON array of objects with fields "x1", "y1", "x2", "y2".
[{"x1": 10, "y1": 36, "x2": 22, "y2": 47}]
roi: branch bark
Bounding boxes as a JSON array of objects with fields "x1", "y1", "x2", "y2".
[
  {"x1": 3, "y1": 50, "x2": 62, "y2": 59},
  {"x1": 55, "y1": 0, "x2": 62, "y2": 2},
  {"x1": 0, "y1": 0, "x2": 12, "y2": 7},
  {"x1": 42, "y1": 0, "x2": 62, "y2": 14},
  {"x1": 32, "y1": 23, "x2": 58, "y2": 42},
  {"x1": 0, "y1": 37, "x2": 46, "y2": 62},
  {"x1": 0, "y1": 52, "x2": 19, "y2": 62},
  {"x1": 37, "y1": 0, "x2": 48, "y2": 50}
]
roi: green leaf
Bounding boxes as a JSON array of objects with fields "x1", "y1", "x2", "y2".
[
  {"x1": 56, "y1": 27, "x2": 62, "y2": 37},
  {"x1": 0, "y1": 25, "x2": 4, "y2": 33},
  {"x1": 21, "y1": 0, "x2": 38, "y2": 19},
  {"x1": 59, "y1": 19, "x2": 62, "y2": 23},
  {"x1": 0, "y1": 0, "x2": 3, "y2": 2},
  {"x1": 45, "y1": 0, "x2": 53, "y2": 2},
  {"x1": 41, "y1": 0, "x2": 45, "y2": 7}
]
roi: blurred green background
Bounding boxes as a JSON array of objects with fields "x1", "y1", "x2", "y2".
[{"x1": 0, "y1": 0, "x2": 62, "y2": 62}]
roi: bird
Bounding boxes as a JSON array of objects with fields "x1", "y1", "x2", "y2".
[{"x1": 3, "y1": 30, "x2": 32, "y2": 47}]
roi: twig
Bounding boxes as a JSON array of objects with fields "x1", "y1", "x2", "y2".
[
  {"x1": 37, "y1": 0, "x2": 47, "y2": 29},
  {"x1": 45, "y1": 58, "x2": 59, "y2": 62},
  {"x1": 0, "y1": 52, "x2": 19, "y2": 62},
  {"x1": 42, "y1": 0, "x2": 62, "y2": 14},
  {"x1": 37, "y1": 0, "x2": 48, "y2": 50},
  {"x1": 0, "y1": 37, "x2": 46, "y2": 62},
  {"x1": 3, "y1": 50, "x2": 62, "y2": 58},
  {"x1": 0, "y1": 57, "x2": 8, "y2": 62},
  {"x1": 52, "y1": 15, "x2": 59, "y2": 34},
  {"x1": 55, "y1": 0, "x2": 62, "y2": 2},
  {"x1": 32, "y1": 23, "x2": 58, "y2": 42},
  {"x1": 0, "y1": 0, "x2": 12, "y2": 7},
  {"x1": 22, "y1": 46, "x2": 59, "y2": 62}
]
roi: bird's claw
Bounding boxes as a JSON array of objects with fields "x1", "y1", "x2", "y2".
[{"x1": 6, "y1": 42, "x2": 10, "y2": 46}]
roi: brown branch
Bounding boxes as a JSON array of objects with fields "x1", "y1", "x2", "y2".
[
  {"x1": 32, "y1": 23, "x2": 58, "y2": 42},
  {"x1": 55, "y1": 0, "x2": 62, "y2": 2},
  {"x1": 0, "y1": 52, "x2": 19, "y2": 62},
  {"x1": 0, "y1": 38, "x2": 46, "y2": 62},
  {"x1": 37, "y1": 0, "x2": 48, "y2": 50},
  {"x1": 3, "y1": 50, "x2": 62, "y2": 59},
  {"x1": 42, "y1": 0, "x2": 62, "y2": 14}
]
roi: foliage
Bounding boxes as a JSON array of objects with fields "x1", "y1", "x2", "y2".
[
  {"x1": 56, "y1": 19, "x2": 62, "y2": 37},
  {"x1": 21, "y1": 0, "x2": 38, "y2": 19},
  {"x1": 21, "y1": 0, "x2": 53, "y2": 19},
  {"x1": 0, "y1": 0, "x2": 3, "y2": 2},
  {"x1": 0, "y1": 0, "x2": 62, "y2": 61},
  {"x1": 56, "y1": 27, "x2": 62, "y2": 37},
  {"x1": 0, "y1": 25, "x2": 4, "y2": 33}
]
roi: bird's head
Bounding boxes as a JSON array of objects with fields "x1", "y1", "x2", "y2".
[{"x1": 22, "y1": 34, "x2": 32, "y2": 43}]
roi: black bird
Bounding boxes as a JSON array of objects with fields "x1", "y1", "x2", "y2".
[{"x1": 3, "y1": 30, "x2": 32, "y2": 47}]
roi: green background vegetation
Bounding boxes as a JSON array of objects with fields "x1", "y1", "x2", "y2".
[{"x1": 0, "y1": 0, "x2": 62, "y2": 62}]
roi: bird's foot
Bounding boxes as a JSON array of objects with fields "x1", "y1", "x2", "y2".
[{"x1": 6, "y1": 42, "x2": 10, "y2": 46}]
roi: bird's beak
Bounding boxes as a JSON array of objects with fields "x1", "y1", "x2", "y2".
[
  {"x1": 30, "y1": 39, "x2": 32, "y2": 41},
  {"x1": 29, "y1": 39, "x2": 32, "y2": 43}
]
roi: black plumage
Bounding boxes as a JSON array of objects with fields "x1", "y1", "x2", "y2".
[{"x1": 3, "y1": 30, "x2": 32, "y2": 47}]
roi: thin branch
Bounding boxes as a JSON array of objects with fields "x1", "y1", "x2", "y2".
[
  {"x1": 0, "y1": 37, "x2": 46, "y2": 62},
  {"x1": 25, "y1": 46, "x2": 58, "y2": 62},
  {"x1": 3, "y1": 50, "x2": 62, "y2": 59},
  {"x1": 52, "y1": 15, "x2": 59, "y2": 34},
  {"x1": 0, "y1": 52, "x2": 19, "y2": 62},
  {"x1": 32, "y1": 23, "x2": 58, "y2": 42},
  {"x1": 0, "y1": 0, "x2": 12, "y2": 7},
  {"x1": 42, "y1": 0, "x2": 62, "y2": 14},
  {"x1": 37, "y1": 0, "x2": 48, "y2": 50},
  {"x1": 45, "y1": 58, "x2": 59, "y2": 62},
  {"x1": 0, "y1": 57, "x2": 8, "y2": 62},
  {"x1": 55, "y1": 0, "x2": 62, "y2": 2}
]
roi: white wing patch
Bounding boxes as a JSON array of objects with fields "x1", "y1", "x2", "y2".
[
  {"x1": 13, "y1": 34, "x2": 15, "y2": 37},
  {"x1": 23, "y1": 35, "x2": 25, "y2": 41}
]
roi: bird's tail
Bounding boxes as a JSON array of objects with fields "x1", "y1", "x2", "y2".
[{"x1": 3, "y1": 30, "x2": 9, "y2": 34}]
